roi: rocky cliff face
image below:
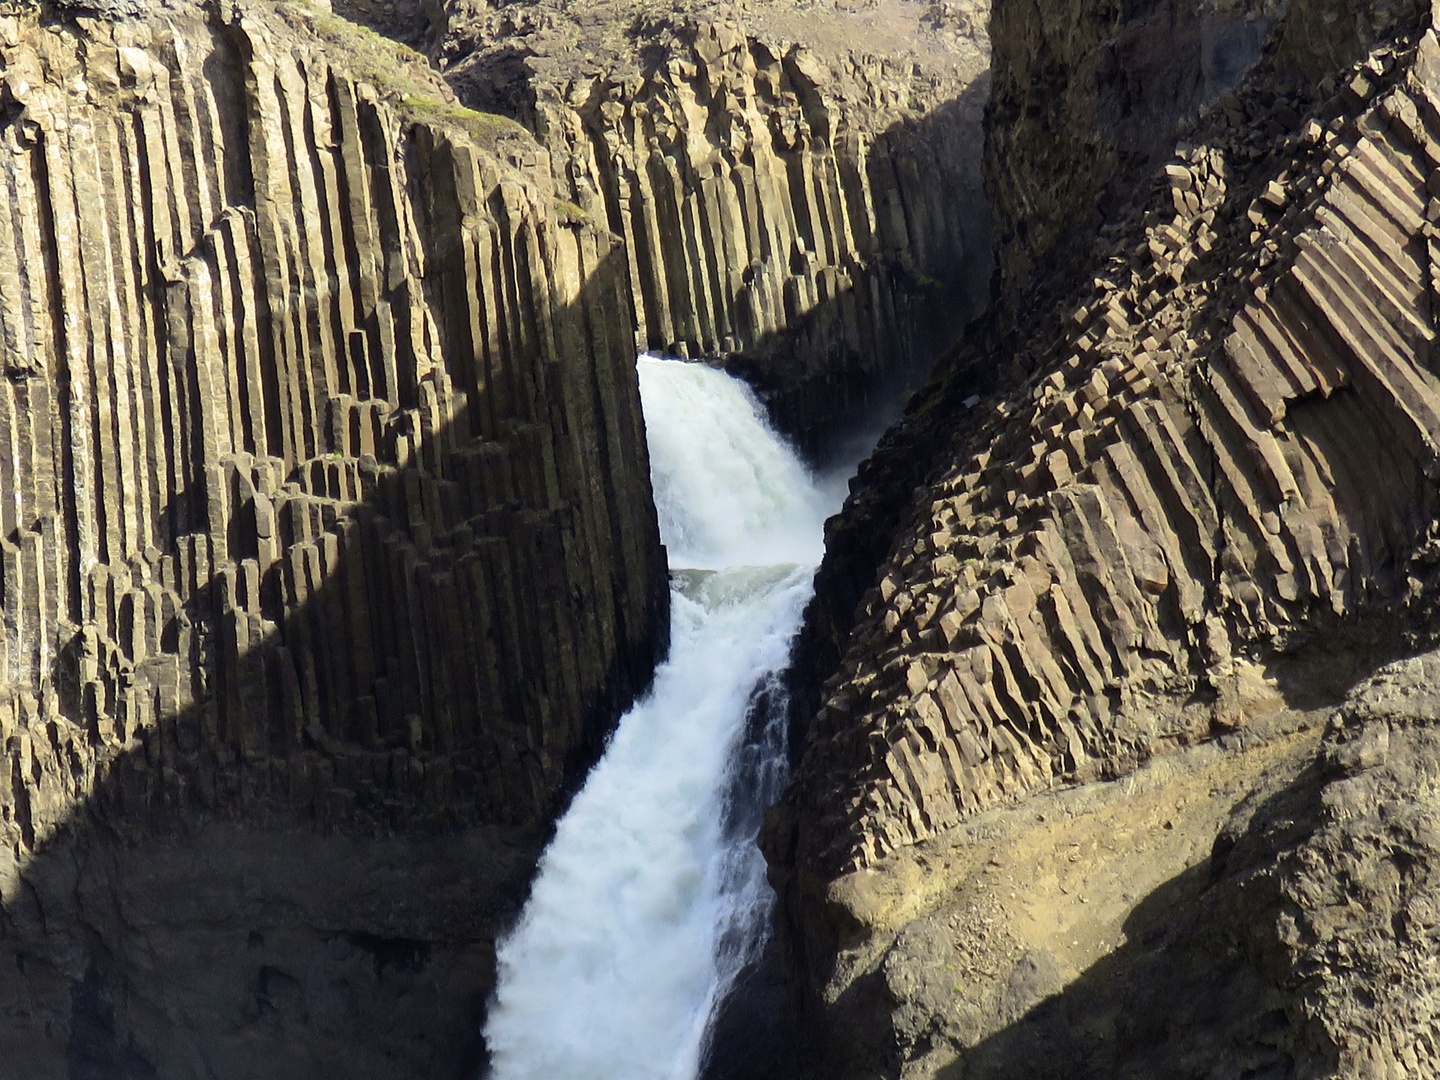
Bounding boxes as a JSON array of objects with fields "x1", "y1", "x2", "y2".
[
  {"x1": 0, "y1": 2, "x2": 667, "y2": 1074},
  {"x1": 341, "y1": 0, "x2": 994, "y2": 453},
  {"x1": 768, "y1": 1, "x2": 1440, "y2": 1075},
  {"x1": 985, "y1": 0, "x2": 1423, "y2": 308}
]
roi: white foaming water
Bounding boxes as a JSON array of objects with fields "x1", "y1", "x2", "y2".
[
  {"x1": 484, "y1": 356, "x2": 832, "y2": 1080},
  {"x1": 641, "y1": 357, "x2": 827, "y2": 569}
]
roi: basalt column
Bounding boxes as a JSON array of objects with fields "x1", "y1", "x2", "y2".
[
  {"x1": 421, "y1": 1, "x2": 996, "y2": 454},
  {"x1": 0, "y1": 4, "x2": 667, "y2": 1076},
  {"x1": 766, "y1": 1, "x2": 1440, "y2": 1076}
]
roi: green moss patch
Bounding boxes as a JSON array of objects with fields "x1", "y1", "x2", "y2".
[{"x1": 280, "y1": 2, "x2": 532, "y2": 151}]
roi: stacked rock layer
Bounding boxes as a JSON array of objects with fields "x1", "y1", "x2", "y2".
[
  {"x1": 983, "y1": 0, "x2": 1423, "y2": 308},
  {"x1": 766, "y1": 7, "x2": 1440, "y2": 1077},
  {"x1": 529, "y1": 17, "x2": 989, "y2": 447}
]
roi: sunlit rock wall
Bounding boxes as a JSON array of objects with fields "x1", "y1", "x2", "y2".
[
  {"x1": 0, "y1": 5, "x2": 668, "y2": 1074},
  {"x1": 0, "y1": 2, "x2": 668, "y2": 847},
  {"x1": 338, "y1": 0, "x2": 996, "y2": 453}
]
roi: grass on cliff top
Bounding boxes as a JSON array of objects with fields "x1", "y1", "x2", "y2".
[{"x1": 280, "y1": 2, "x2": 532, "y2": 152}]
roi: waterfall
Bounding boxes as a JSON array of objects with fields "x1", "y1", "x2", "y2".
[{"x1": 483, "y1": 357, "x2": 833, "y2": 1080}]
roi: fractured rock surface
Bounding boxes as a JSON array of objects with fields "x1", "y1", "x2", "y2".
[
  {"x1": 780, "y1": 10, "x2": 1440, "y2": 881},
  {"x1": 0, "y1": 0, "x2": 666, "y2": 848},
  {"x1": 768, "y1": 1, "x2": 1440, "y2": 1075}
]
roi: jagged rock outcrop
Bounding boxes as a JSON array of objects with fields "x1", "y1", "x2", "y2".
[
  {"x1": 767, "y1": 1, "x2": 1440, "y2": 1075},
  {"x1": 0, "y1": 2, "x2": 667, "y2": 1074},
  {"x1": 340, "y1": 0, "x2": 994, "y2": 452}
]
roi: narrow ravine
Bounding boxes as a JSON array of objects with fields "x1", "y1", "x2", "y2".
[{"x1": 483, "y1": 357, "x2": 834, "y2": 1079}]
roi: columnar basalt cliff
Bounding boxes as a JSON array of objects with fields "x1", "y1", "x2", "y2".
[
  {"x1": 0, "y1": 2, "x2": 667, "y2": 1074},
  {"x1": 787, "y1": 47, "x2": 1440, "y2": 874},
  {"x1": 343, "y1": 0, "x2": 994, "y2": 452},
  {"x1": 768, "y1": 0, "x2": 1440, "y2": 1076}
]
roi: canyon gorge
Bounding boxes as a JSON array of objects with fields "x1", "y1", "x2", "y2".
[{"x1": 2, "y1": 0, "x2": 1440, "y2": 1077}]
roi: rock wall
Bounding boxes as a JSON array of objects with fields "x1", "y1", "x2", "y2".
[
  {"x1": 985, "y1": 0, "x2": 1426, "y2": 308},
  {"x1": 768, "y1": 5, "x2": 1440, "y2": 1076},
  {"x1": 0, "y1": 0, "x2": 668, "y2": 845},
  {"x1": 782, "y1": 48, "x2": 1440, "y2": 871},
  {"x1": 343, "y1": 0, "x2": 994, "y2": 454},
  {"x1": 528, "y1": 17, "x2": 989, "y2": 450},
  {"x1": 0, "y1": 2, "x2": 667, "y2": 1074}
]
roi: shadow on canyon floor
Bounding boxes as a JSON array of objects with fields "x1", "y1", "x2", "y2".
[
  {"x1": 746, "y1": 750, "x2": 1336, "y2": 1080},
  {"x1": 935, "y1": 864, "x2": 1295, "y2": 1080}
]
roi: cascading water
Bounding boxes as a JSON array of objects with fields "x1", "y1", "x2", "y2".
[{"x1": 483, "y1": 356, "x2": 834, "y2": 1080}]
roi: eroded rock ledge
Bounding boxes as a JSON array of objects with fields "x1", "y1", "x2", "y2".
[{"x1": 768, "y1": 0, "x2": 1440, "y2": 1074}]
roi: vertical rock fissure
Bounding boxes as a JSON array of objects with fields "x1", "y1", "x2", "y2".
[{"x1": 33, "y1": 130, "x2": 85, "y2": 628}]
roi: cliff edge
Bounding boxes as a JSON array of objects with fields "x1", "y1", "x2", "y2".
[{"x1": 340, "y1": 0, "x2": 995, "y2": 454}]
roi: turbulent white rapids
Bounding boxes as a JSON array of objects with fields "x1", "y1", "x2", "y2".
[{"x1": 484, "y1": 357, "x2": 832, "y2": 1080}]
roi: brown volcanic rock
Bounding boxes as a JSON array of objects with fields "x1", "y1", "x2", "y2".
[
  {"x1": 0, "y1": 0, "x2": 668, "y2": 847},
  {"x1": 0, "y1": 1, "x2": 667, "y2": 1073},
  {"x1": 0, "y1": 0, "x2": 998, "y2": 1070},
  {"x1": 778, "y1": 15, "x2": 1440, "y2": 883},
  {"x1": 777, "y1": 653, "x2": 1440, "y2": 1079},
  {"x1": 338, "y1": 0, "x2": 996, "y2": 452},
  {"x1": 0, "y1": 0, "x2": 671, "y2": 835},
  {"x1": 767, "y1": 3, "x2": 1440, "y2": 1075}
]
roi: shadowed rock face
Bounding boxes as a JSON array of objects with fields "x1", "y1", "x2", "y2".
[
  {"x1": 0, "y1": 2, "x2": 668, "y2": 1074},
  {"x1": 336, "y1": 0, "x2": 997, "y2": 456},
  {"x1": 984, "y1": 0, "x2": 1429, "y2": 310},
  {"x1": 767, "y1": 0, "x2": 1440, "y2": 1074}
]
